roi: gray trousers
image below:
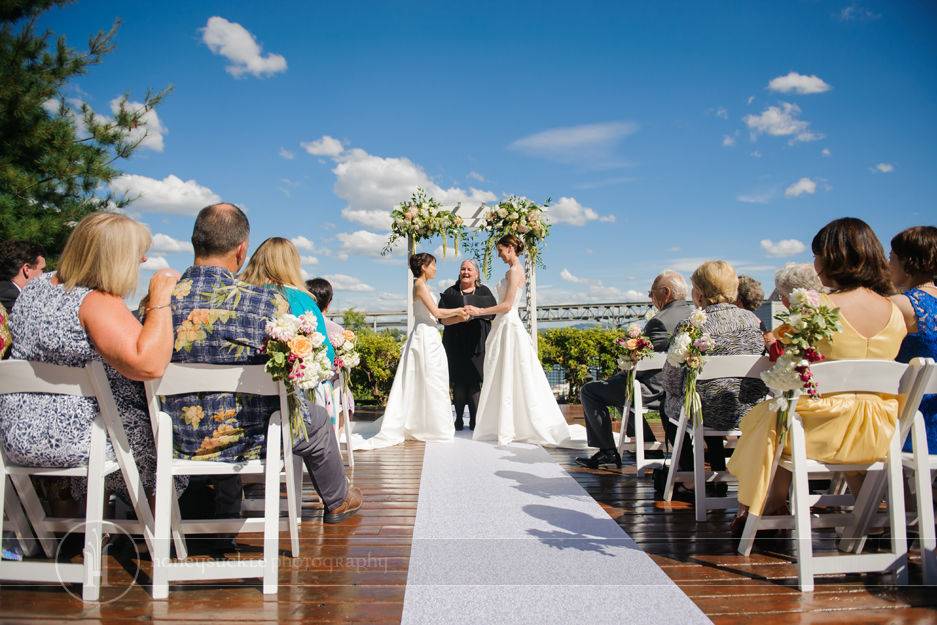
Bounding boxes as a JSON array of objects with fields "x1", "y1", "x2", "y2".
[
  {"x1": 580, "y1": 373, "x2": 658, "y2": 451},
  {"x1": 293, "y1": 404, "x2": 349, "y2": 510}
]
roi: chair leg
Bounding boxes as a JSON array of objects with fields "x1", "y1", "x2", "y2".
[
  {"x1": 81, "y1": 417, "x2": 107, "y2": 602},
  {"x1": 263, "y1": 414, "x2": 282, "y2": 595},
  {"x1": 342, "y1": 393, "x2": 355, "y2": 471},
  {"x1": 737, "y1": 512, "x2": 760, "y2": 556},
  {"x1": 911, "y1": 414, "x2": 937, "y2": 585},
  {"x1": 789, "y1": 422, "x2": 815, "y2": 592},
  {"x1": 281, "y1": 419, "x2": 300, "y2": 558},
  {"x1": 3, "y1": 478, "x2": 39, "y2": 557},
  {"x1": 885, "y1": 424, "x2": 908, "y2": 585},
  {"x1": 617, "y1": 395, "x2": 633, "y2": 458},
  {"x1": 8, "y1": 474, "x2": 57, "y2": 558},
  {"x1": 693, "y1": 426, "x2": 707, "y2": 523},
  {"x1": 151, "y1": 414, "x2": 175, "y2": 600},
  {"x1": 663, "y1": 412, "x2": 688, "y2": 502}
]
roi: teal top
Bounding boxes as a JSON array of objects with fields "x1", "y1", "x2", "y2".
[{"x1": 281, "y1": 285, "x2": 335, "y2": 364}]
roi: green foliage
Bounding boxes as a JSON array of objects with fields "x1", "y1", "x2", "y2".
[
  {"x1": 342, "y1": 309, "x2": 368, "y2": 332},
  {"x1": 0, "y1": 0, "x2": 171, "y2": 258},
  {"x1": 538, "y1": 327, "x2": 625, "y2": 402},
  {"x1": 348, "y1": 329, "x2": 401, "y2": 403}
]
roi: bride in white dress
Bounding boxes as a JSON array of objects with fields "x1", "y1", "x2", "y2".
[
  {"x1": 352, "y1": 252, "x2": 467, "y2": 450},
  {"x1": 466, "y1": 235, "x2": 578, "y2": 447}
]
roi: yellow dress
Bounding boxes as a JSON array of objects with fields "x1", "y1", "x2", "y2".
[{"x1": 727, "y1": 295, "x2": 907, "y2": 515}]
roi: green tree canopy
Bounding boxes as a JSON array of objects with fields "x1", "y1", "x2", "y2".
[{"x1": 0, "y1": 0, "x2": 170, "y2": 258}]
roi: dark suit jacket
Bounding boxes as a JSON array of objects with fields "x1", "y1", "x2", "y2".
[
  {"x1": 0, "y1": 281, "x2": 20, "y2": 313},
  {"x1": 635, "y1": 299, "x2": 694, "y2": 409}
]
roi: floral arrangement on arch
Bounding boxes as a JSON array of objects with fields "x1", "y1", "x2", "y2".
[
  {"x1": 478, "y1": 196, "x2": 551, "y2": 276},
  {"x1": 666, "y1": 308, "x2": 714, "y2": 427},
  {"x1": 615, "y1": 323, "x2": 655, "y2": 411},
  {"x1": 383, "y1": 187, "x2": 466, "y2": 256},
  {"x1": 263, "y1": 312, "x2": 335, "y2": 441},
  {"x1": 760, "y1": 288, "x2": 840, "y2": 445}
]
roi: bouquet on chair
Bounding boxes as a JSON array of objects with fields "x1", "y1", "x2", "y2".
[
  {"x1": 262, "y1": 312, "x2": 334, "y2": 441},
  {"x1": 333, "y1": 329, "x2": 361, "y2": 412},
  {"x1": 760, "y1": 288, "x2": 841, "y2": 446},
  {"x1": 666, "y1": 308, "x2": 713, "y2": 428},
  {"x1": 615, "y1": 323, "x2": 654, "y2": 410}
]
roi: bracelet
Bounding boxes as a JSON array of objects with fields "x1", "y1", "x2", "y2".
[{"x1": 146, "y1": 303, "x2": 172, "y2": 312}]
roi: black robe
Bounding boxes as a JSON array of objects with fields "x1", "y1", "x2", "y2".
[{"x1": 439, "y1": 283, "x2": 497, "y2": 387}]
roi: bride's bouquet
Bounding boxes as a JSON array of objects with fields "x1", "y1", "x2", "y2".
[
  {"x1": 760, "y1": 288, "x2": 840, "y2": 445},
  {"x1": 615, "y1": 323, "x2": 654, "y2": 411},
  {"x1": 263, "y1": 312, "x2": 334, "y2": 441},
  {"x1": 666, "y1": 308, "x2": 714, "y2": 428},
  {"x1": 384, "y1": 187, "x2": 465, "y2": 256}
]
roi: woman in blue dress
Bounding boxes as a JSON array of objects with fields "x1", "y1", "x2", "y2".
[
  {"x1": 889, "y1": 225, "x2": 937, "y2": 453},
  {"x1": 241, "y1": 238, "x2": 337, "y2": 420}
]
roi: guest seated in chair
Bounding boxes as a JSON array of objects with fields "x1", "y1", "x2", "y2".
[
  {"x1": 888, "y1": 225, "x2": 937, "y2": 454},
  {"x1": 576, "y1": 271, "x2": 693, "y2": 469},
  {"x1": 728, "y1": 218, "x2": 912, "y2": 532},
  {"x1": 764, "y1": 264, "x2": 824, "y2": 347},
  {"x1": 0, "y1": 213, "x2": 181, "y2": 510},
  {"x1": 164, "y1": 203, "x2": 360, "y2": 524},
  {"x1": 736, "y1": 275, "x2": 770, "y2": 346},
  {"x1": 0, "y1": 240, "x2": 46, "y2": 312},
  {"x1": 661, "y1": 261, "x2": 767, "y2": 499}
]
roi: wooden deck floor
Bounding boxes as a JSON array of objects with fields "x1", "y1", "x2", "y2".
[{"x1": 0, "y1": 414, "x2": 935, "y2": 624}]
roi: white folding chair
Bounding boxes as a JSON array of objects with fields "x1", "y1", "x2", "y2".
[
  {"x1": 617, "y1": 352, "x2": 666, "y2": 474},
  {"x1": 144, "y1": 363, "x2": 299, "y2": 598},
  {"x1": 0, "y1": 360, "x2": 157, "y2": 601},
  {"x1": 737, "y1": 359, "x2": 924, "y2": 592},
  {"x1": 663, "y1": 355, "x2": 772, "y2": 522},
  {"x1": 332, "y1": 370, "x2": 355, "y2": 470},
  {"x1": 905, "y1": 359, "x2": 937, "y2": 584}
]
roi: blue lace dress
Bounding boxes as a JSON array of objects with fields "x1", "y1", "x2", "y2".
[{"x1": 897, "y1": 288, "x2": 937, "y2": 453}]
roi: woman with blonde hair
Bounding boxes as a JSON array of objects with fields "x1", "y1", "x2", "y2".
[
  {"x1": 241, "y1": 237, "x2": 334, "y2": 362},
  {"x1": 0, "y1": 212, "x2": 181, "y2": 503}
]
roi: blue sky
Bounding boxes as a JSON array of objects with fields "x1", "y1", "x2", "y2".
[{"x1": 36, "y1": 0, "x2": 937, "y2": 309}]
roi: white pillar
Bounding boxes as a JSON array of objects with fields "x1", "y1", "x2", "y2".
[
  {"x1": 526, "y1": 255, "x2": 538, "y2": 356},
  {"x1": 406, "y1": 235, "x2": 415, "y2": 334}
]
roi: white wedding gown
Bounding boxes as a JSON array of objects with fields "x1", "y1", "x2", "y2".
[
  {"x1": 473, "y1": 272, "x2": 584, "y2": 447},
  {"x1": 351, "y1": 296, "x2": 454, "y2": 450}
]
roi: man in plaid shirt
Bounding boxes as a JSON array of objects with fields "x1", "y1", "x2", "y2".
[{"x1": 165, "y1": 203, "x2": 361, "y2": 523}]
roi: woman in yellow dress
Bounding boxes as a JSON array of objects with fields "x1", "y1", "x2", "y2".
[{"x1": 728, "y1": 217, "x2": 910, "y2": 529}]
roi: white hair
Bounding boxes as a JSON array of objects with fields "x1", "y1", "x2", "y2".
[
  {"x1": 774, "y1": 263, "x2": 823, "y2": 299},
  {"x1": 458, "y1": 258, "x2": 482, "y2": 286},
  {"x1": 655, "y1": 270, "x2": 688, "y2": 300}
]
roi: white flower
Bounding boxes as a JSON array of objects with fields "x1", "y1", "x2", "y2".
[
  {"x1": 788, "y1": 313, "x2": 806, "y2": 330},
  {"x1": 308, "y1": 331, "x2": 326, "y2": 348},
  {"x1": 626, "y1": 323, "x2": 642, "y2": 338},
  {"x1": 689, "y1": 308, "x2": 707, "y2": 328},
  {"x1": 297, "y1": 312, "x2": 318, "y2": 334},
  {"x1": 667, "y1": 332, "x2": 692, "y2": 366},
  {"x1": 790, "y1": 288, "x2": 821, "y2": 309},
  {"x1": 769, "y1": 396, "x2": 789, "y2": 412},
  {"x1": 760, "y1": 355, "x2": 803, "y2": 393},
  {"x1": 266, "y1": 315, "x2": 301, "y2": 342}
]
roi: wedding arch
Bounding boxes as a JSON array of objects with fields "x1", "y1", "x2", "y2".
[{"x1": 384, "y1": 189, "x2": 550, "y2": 354}]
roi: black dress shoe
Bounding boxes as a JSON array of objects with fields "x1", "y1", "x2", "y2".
[
  {"x1": 469, "y1": 419, "x2": 475, "y2": 430},
  {"x1": 575, "y1": 449, "x2": 622, "y2": 469},
  {"x1": 454, "y1": 418, "x2": 464, "y2": 431}
]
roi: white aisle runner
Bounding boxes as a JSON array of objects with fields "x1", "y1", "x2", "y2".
[{"x1": 401, "y1": 431, "x2": 712, "y2": 625}]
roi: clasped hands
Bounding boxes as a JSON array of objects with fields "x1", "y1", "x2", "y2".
[{"x1": 450, "y1": 305, "x2": 484, "y2": 322}]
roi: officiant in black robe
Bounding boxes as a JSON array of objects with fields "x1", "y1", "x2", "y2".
[{"x1": 439, "y1": 260, "x2": 497, "y2": 430}]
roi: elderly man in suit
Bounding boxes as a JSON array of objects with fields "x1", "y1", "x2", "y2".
[
  {"x1": 0, "y1": 241, "x2": 46, "y2": 312},
  {"x1": 576, "y1": 271, "x2": 693, "y2": 469}
]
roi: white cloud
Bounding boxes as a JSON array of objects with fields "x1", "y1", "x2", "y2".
[
  {"x1": 467, "y1": 171, "x2": 485, "y2": 182},
  {"x1": 324, "y1": 273, "x2": 374, "y2": 292},
  {"x1": 666, "y1": 257, "x2": 776, "y2": 274},
  {"x1": 327, "y1": 145, "x2": 495, "y2": 230},
  {"x1": 744, "y1": 102, "x2": 822, "y2": 143},
  {"x1": 746, "y1": 95, "x2": 756, "y2": 105},
  {"x1": 109, "y1": 174, "x2": 222, "y2": 215},
  {"x1": 279, "y1": 147, "x2": 294, "y2": 160},
  {"x1": 335, "y1": 230, "x2": 396, "y2": 260},
  {"x1": 784, "y1": 177, "x2": 817, "y2": 198},
  {"x1": 558, "y1": 269, "x2": 641, "y2": 301},
  {"x1": 838, "y1": 4, "x2": 880, "y2": 21},
  {"x1": 722, "y1": 134, "x2": 736, "y2": 147},
  {"x1": 821, "y1": 148, "x2": 832, "y2": 157},
  {"x1": 300, "y1": 255, "x2": 319, "y2": 266},
  {"x1": 201, "y1": 16, "x2": 287, "y2": 78},
  {"x1": 150, "y1": 233, "x2": 193, "y2": 253},
  {"x1": 767, "y1": 72, "x2": 832, "y2": 95},
  {"x1": 737, "y1": 191, "x2": 772, "y2": 204},
  {"x1": 290, "y1": 235, "x2": 315, "y2": 251},
  {"x1": 509, "y1": 121, "x2": 637, "y2": 167},
  {"x1": 750, "y1": 150, "x2": 763, "y2": 158},
  {"x1": 560, "y1": 268, "x2": 585, "y2": 284},
  {"x1": 872, "y1": 162, "x2": 895, "y2": 173},
  {"x1": 760, "y1": 238, "x2": 806, "y2": 257},
  {"x1": 301, "y1": 135, "x2": 345, "y2": 157},
  {"x1": 141, "y1": 256, "x2": 170, "y2": 271},
  {"x1": 546, "y1": 197, "x2": 615, "y2": 226}
]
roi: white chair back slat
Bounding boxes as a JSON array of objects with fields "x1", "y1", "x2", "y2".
[
  {"x1": 918, "y1": 358, "x2": 937, "y2": 394},
  {"x1": 147, "y1": 363, "x2": 279, "y2": 396},
  {"x1": 635, "y1": 352, "x2": 667, "y2": 372},
  {"x1": 807, "y1": 360, "x2": 914, "y2": 396},
  {"x1": 0, "y1": 360, "x2": 98, "y2": 397},
  {"x1": 696, "y1": 354, "x2": 772, "y2": 381}
]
